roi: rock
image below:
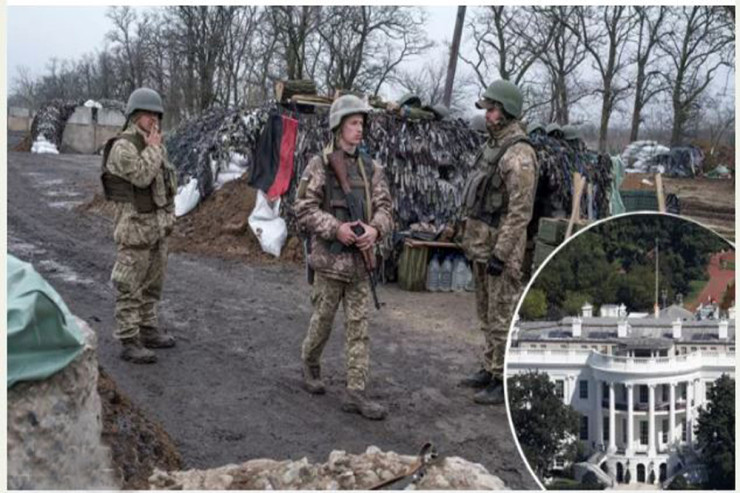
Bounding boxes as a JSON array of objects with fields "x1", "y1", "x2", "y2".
[
  {"x1": 7, "y1": 318, "x2": 118, "y2": 490},
  {"x1": 150, "y1": 446, "x2": 508, "y2": 490}
]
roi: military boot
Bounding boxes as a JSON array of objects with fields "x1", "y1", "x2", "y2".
[
  {"x1": 120, "y1": 337, "x2": 157, "y2": 364},
  {"x1": 460, "y1": 369, "x2": 493, "y2": 388},
  {"x1": 302, "y1": 362, "x2": 326, "y2": 395},
  {"x1": 140, "y1": 325, "x2": 176, "y2": 349},
  {"x1": 341, "y1": 389, "x2": 388, "y2": 420},
  {"x1": 473, "y1": 378, "x2": 505, "y2": 405}
]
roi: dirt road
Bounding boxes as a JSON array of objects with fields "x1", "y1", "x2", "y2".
[{"x1": 7, "y1": 149, "x2": 537, "y2": 489}]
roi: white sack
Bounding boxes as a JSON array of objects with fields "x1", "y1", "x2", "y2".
[{"x1": 248, "y1": 190, "x2": 287, "y2": 257}]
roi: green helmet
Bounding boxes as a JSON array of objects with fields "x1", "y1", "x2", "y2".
[
  {"x1": 527, "y1": 122, "x2": 545, "y2": 134},
  {"x1": 563, "y1": 125, "x2": 580, "y2": 141},
  {"x1": 329, "y1": 95, "x2": 371, "y2": 131},
  {"x1": 475, "y1": 79, "x2": 523, "y2": 119},
  {"x1": 125, "y1": 87, "x2": 164, "y2": 117},
  {"x1": 427, "y1": 103, "x2": 450, "y2": 120},
  {"x1": 546, "y1": 122, "x2": 563, "y2": 136},
  {"x1": 470, "y1": 114, "x2": 487, "y2": 133},
  {"x1": 398, "y1": 93, "x2": 422, "y2": 108}
]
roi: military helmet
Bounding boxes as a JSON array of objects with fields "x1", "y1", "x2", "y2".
[
  {"x1": 563, "y1": 125, "x2": 580, "y2": 141},
  {"x1": 527, "y1": 122, "x2": 546, "y2": 134},
  {"x1": 398, "y1": 93, "x2": 422, "y2": 108},
  {"x1": 470, "y1": 114, "x2": 487, "y2": 133},
  {"x1": 125, "y1": 87, "x2": 164, "y2": 117},
  {"x1": 546, "y1": 122, "x2": 563, "y2": 136},
  {"x1": 329, "y1": 94, "x2": 371, "y2": 131},
  {"x1": 475, "y1": 79, "x2": 523, "y2": 119},
  {"x1": 428, "y1": 103, "x2": 450, "y2": 120}
]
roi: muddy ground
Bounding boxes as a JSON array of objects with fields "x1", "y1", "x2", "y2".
[{"x1": 6, "y1": 147, "x2": 537, "y2": 489}]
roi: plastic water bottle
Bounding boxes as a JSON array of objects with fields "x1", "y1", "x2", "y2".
[
  {"x1": 426, "y1": 255, "x2": 440, "y2": 292},
  {"x1": 452, "y1": 256, "x2": 467, "y2": 292},
  {"x1": 439, "y1": 255, "x2": 453, "y2": 292}
]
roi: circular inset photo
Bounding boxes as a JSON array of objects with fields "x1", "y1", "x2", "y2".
[{"x1": 505, "y1": 213, "x2": 735, "y2": 490}]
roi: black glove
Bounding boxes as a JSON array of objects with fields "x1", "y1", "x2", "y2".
[{"x1": 486, "y1": 255, "x2": 505, "y2": 276}]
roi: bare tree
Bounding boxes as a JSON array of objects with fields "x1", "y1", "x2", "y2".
[
  {"x1": 394, "y1": 55, "x2": 471, "y2": 114},
  {"x1": 267, "y1": 6, "x2": 321, "y2": 81},
  {"x1": 629, "y1": 6, "x2": 669, "y2": 142},
  {"x1": 460, "y1": 6, "x2": 555, "y2": 88},
  {"x1": 316, "y1": 6, "x2": 432, "y2": 94},
  {"x1": 568, "y1": 6, "x2": 637, "y2": 152},
  {"x1": 536, "y1": 6, "x2": 588, "y2": 124},
  {"x1": 659, "y1": 6, "x2": 734, "y2": 146},
  {"x1": 10, "y1": 66, "x2": 38, "y2": 109}
]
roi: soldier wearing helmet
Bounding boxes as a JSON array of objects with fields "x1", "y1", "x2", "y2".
[
  {"x1": 293, "y1": 95, "x2": 393, "y2": 420},
  {"x1": 562, "y1": 124, "x2": 585, "y2": 151},
  {"x1": 101, "y1": 87, "x2": 177, "y2": 364},
  {"x1": 460, "y1": 80, "x2": 539, "y2": 405}
]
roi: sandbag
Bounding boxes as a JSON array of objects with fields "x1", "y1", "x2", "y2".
[
  {"x1": 7, "y1": 255, "x2": 84, "y2": 387},
  {"x1": 248, "y1": 190, "x2": 287, "y2": 257},
  {"x1": 175, "y1": 177, "x2": 201, "y2": 217}
]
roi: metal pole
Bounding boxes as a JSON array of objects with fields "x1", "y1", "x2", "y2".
[{"x1": 443, "y1": 6, "x2": 466, "y2": 108}]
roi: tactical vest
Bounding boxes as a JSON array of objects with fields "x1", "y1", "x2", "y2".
[
  {"x1": 321, "y1": 150, "x2": 374, "y2": 253},
  {"x1": 462, "y1": 136, "x2": 532, "y2": 228},
  {"x1": 321, "y1": 150, "x2": 373, "y2": 224},
  {"x1": 101, "y1": 133, "x2": 162, "y2": 214}
]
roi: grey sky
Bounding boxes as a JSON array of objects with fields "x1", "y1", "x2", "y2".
[{"x1": 7, "y1": 5, "x2": 459, "y2": 82}]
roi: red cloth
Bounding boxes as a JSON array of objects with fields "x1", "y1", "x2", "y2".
[{"x1": 267, "y1": 115, "x2": 298, "y2": 199}]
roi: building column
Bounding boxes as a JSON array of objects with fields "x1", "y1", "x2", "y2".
[
  {"x1": 595, "y1": 379, "x2": 604, "y2": 450},
  {"x1": 648, "y1": 384, "x2": 656, "y2": 456},
  {"x1": 669, "y1": 382, "x2": 677, "y2": 446},
  {"x1": 608, "y1": 382, "x2": 617, "y2": 453},
  {"x1": 686, "y1": 380, "x2": 693, "y2": 447},
  {"x1": 626, "y1": 383, "x2": 635, "y2": 455},
  {"x1": 691, "y1": 378, "x2": 700, "y2": 444}
]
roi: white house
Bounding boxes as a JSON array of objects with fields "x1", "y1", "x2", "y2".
[{"x1": 507, "y1": 302, "x2": 735, "y2": 487}]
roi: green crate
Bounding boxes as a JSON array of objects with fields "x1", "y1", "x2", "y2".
[
  {"x1": 534, "y1": 240, "x2": 557, "y2": 268},
  {"x1": 537, "y1": 217, "x2": 569, "y2": 245},
  {"x1": 398, "y1": 243, "x2": 429, "y2": 291},
  {"x1": 621, "y1": 190, "x2": 659, "y2": 212}
]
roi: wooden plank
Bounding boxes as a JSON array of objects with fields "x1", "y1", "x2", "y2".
[
  {"x1": 566, "y1": 173, "x2": 587, "y2": 240},
  {"x1": 405, "y1": 239, "x2": 462, "y2": 249},
  {"x1": 655, "y1": 173, "x2": 666, "y2": 213}
]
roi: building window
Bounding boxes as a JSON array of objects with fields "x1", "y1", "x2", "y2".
[
  {"x1": 555, "y1": 457, "x2": 565, "y2": 468},
  {"x1": 580, "y1": 415, "x2": 589, "y2": 440},
  {"x1": 580, "y1": 345, "x2": 588, "y2": 349},
  {"x1": 690, "y1": 346, "x2": 697, "y2": 352},
  {"x1": 560, "y1": 344, "x2": 568, "y2": 349},
  {"x1": 540, "y1": 344, "x2": 546, "y2": 348},
  {"x1": 662, "y1": 384, "x2": 669, "y2": 402},
  {"x1": 662, "y1": 419, "x2": 669, "y2": 443},
  {"x1": 680, "y1": 346, "x2": 687, "y2": 354},
  {"x1": 601, "y1": 346, "x2": 608, "y2": 354},
  {"x1": 681, "y1": 420, "x2": 687, "y2": 442},
  {"x1": 640, "y1": 421, "x2": 648, "y2": 445},
  {"x1": 710, "y1": 346, "x2": 717, "y2": 351},
  {"x1": 622, "y1": 418, "x2": 627, "y2": 444},
  {"x1": 602, "y1": 382, "x2": 609, "y2": 398},
  {"x1": 555, "y1": 380, "x2": 565, "y2": 399},
  {"x1": 579, "y1": 380, "x2": 589, "y2": 399},
  {"x1": 705, "y1": 381, "x2": 713, "y2": 401},
  {"x1": 603, "y1": 417, "x2": 609, "y2": 442},
  {"x1": 639, "y1": 385, "x2": 648, "y2": 404},
  {"x1": 680, "y1": 383, "x2": 687, "y2": 400},
  {"x1": 730, "y1": 346, "x2": 735, "y2": 352}
]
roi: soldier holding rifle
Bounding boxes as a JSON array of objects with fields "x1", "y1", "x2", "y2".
[{"x1": 294, "y1": 95, "x2": 393, "y2": 420}]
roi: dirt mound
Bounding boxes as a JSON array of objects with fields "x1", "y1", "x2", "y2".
[
  {"x1": 98, "y1": 367, "x2": 182, "y2": 489},
  {"x1": 79, "y1": 177, "x2": 304, "y2": 265},
  {"x1": 12, "y1": 132, "x2": 32, "y2": 152}
]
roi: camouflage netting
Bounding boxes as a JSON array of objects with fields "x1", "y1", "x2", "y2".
[
  {"x1": 148, "y1": 446, "x2": 508, "y2": 490},
  {"x1": 30, "y1": 98, "x2": 126, "y2": 149},
  {"x1": 165, "y1": 103, "x2": 614, "y2": 236}
]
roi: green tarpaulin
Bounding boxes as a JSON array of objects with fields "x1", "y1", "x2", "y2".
[
  {"x1": 7, "y1": 255, "x2": 84, "y2": 387},
  {"x1": 609, "y1": 155, "x2": 626, "y2": 216}
]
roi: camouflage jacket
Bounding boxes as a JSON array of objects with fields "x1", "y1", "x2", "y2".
[
  {"x1": 461, "y1": 121, "x2": 538, "y2": 277},
  {"x1": 106, "y1": 124, "x2": 177, "y2": 247},
  {"x1": 294, "y1": 146, "x2": 393, "y2": 283}
]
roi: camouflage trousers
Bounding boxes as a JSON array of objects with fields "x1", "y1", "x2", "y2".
[
  {"x1": 473, "y1": 262, "x2": 523, "y2": 378},
  {"x1": 301, "y1": 274, "x2": 370, "y2": 391},
  {"x1": 111, "y1": 239, "x2": 169, "y2": 340}
]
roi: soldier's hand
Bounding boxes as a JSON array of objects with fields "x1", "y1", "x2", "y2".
[
  {"x1": 146, "y1": 129, "x2": 162, "y2": 147},
  {"x1": 356, "y1": 223, "x2": 378, "y2": 251},
  {"x1": 486, "y1": 255, "x2": 505, "y2": 276},
  {"x1": 337, "y1": 222, "x2": 359, "y2": 246}
]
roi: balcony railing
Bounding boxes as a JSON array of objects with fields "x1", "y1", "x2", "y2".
[
  {"x1": 601, "y1": 399, "x2": 688, "y2": 411},
  {"x1": 588, "y1": 351, "x2": 710, "y2": 374}
]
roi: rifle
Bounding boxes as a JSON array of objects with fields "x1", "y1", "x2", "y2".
[{"x1": 328, "y1": 151, "x2": 382, "y2": 310}]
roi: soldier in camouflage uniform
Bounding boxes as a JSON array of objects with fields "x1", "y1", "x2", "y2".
[
  {"x1": 460, "y1": 80, "x2": 539, "y2": 404},
  {"x1": 103, "y1": 88, "x2": 178, "y2": 364},
  {"x1": 294, "y1": 95, "x2": 393, "y2": 420}
]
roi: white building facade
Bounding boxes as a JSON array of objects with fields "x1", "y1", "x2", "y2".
[{"x1": 507, "y1": 304, "x2": 735, "y2": 487}]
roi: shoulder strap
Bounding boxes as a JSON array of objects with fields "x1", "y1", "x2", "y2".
[
  {"x1": 102, "y1": 132, "x2": 146, "y2": 170},
  {"x1": 492, "y1": 136, "x2": 533, "y2": 168}
]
